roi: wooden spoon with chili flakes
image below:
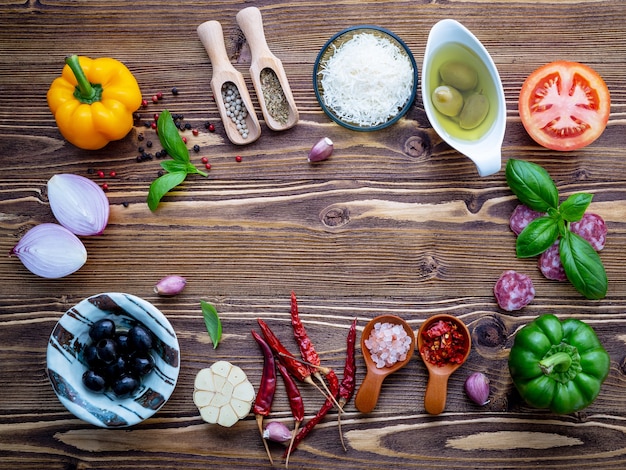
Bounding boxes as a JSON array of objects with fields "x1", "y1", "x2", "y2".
[
  {"x1": 197, "y1": 20, "x2": 261, "y2": 145},
  {"x1": 417, "y1": 314, "x2": 471, "y2": 415},
  {"x1": 236, "y1": 7, "x2": 299, "y2": 131}
]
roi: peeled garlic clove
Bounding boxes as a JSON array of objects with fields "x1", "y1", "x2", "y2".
[
  {"x1": 464, "y1": 372, "x2": 490, "y2": 406},
  {"x1": 154, "y1": 275, "x2": 187, "y2": 296},
  {"x1": 10, "y1": 223, "x2": 87, "y2": 278},
  {"x1": 193, "y1": 361, "x2": 255, "y2": 427},
  {"x1": 48, "y1": 173, "x2": 110, "y2": 236},
  {"x1": 263, "y1": 421, "x2": 292, "y2": 443},
  {"x1": 308, "y1": 137, "x2": 334, "y2": 163}
]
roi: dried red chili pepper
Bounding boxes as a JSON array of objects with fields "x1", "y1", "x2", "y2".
[
  {"x1": 251, "y1": 330, "x2": 277, "y2": 465},
  {"x1": 338, "y1": 317, "x2": 357, "y2": 451},
  {"x1": 277, "y1": 362, "x2": 304, "y2": 468},
  {"x1": 257, "y1": 318, "x2": 314, "y2": 385},
  {"x1": 420, "y1": 319, "x2": 468, "y2": 366},
  {"x1": 284, "y1": 369, "x2": 340, "y2": 459}
]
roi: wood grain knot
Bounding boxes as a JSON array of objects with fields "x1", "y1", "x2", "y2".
[
  {"x1": 320, "y1": 206, "x2": 350, "y2": 228},
  {"x1": 472, "y1": 315, "x2": 507, "y2": 349},
  {"x1": 404, "y1": 133, "x2": 431, "y2": 158}
]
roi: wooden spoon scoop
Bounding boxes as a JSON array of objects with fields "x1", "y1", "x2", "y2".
[
  {"x1": 417, "y1": 314, "x2": 471, "y2": 415},
  {"x1": 236, "y1": 7, "x2": 298, "y2": 131},
  {"x1": 355, "y1": 315, "x2": 415, "y2": 413},
  {"x1": 197, "y1": 20, "x2": 261, "y2": 145}
]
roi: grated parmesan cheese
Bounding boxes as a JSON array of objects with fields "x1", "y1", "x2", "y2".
[{"x1": 319, "y1": 32, "x2": 414, "y2": 127}]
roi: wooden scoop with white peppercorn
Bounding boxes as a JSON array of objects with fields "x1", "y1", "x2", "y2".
[
  {"x1": 236, "y1": 6, "x2": 298, "y2": 131},
  {"x1": 197, "y1": 20, "x2": 261, "y2": 145}
]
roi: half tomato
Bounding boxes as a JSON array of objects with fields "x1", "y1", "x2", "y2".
[{"x1": 518, "y1": 61, "x2": 610, "y2": 151}]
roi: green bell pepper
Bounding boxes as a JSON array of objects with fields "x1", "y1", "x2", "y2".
[{"x1": 508, "y1": 314, "x2": 610, "y2": 414}]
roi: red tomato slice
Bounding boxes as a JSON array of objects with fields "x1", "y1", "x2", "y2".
[{"x1": 518, "y1": 61, "x2": 610, "y2": 151}]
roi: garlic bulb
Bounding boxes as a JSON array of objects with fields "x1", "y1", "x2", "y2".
[
  {"x1": 193, "y1": 361, "x2": 255, "y2": 427},
  {"x1": 10, "y1": 223, "x2": 87, "y2": 278},
  {"x1": 47, "y1": 173, "x2": 110, "y2": 236}
]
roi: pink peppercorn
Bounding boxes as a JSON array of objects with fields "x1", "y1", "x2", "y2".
[
  {"x1": 156, "y1": 91, "x2": 163, "y2": 100},
  {"x1": 97, "y1": 170, "x2": 105, "y2": 178},
  {"x1": 208, "y1": 123, "x2": 215, "y2": 132},
  {"x1": 235, "y1": 155, "x2": 242, "y2": 162},
  {"x1": 141, "y1": 99, "x2": 148, "y2": 108},
  {"x1": 151, "y1": 95, "x2": 159, "y2": 104},
  {"x1": 192, "y1": 128, "x2": 199, "y2": 136},
  {"x1": 102, "y1": 183, "x2": 109, "y2": 191},
  {"x1": 182, "y1": 137, "x2": 187, "y2": 144},
  {"x1": 201, "y1": 157, "x2": 208, "y2": 164},
  {"x1": 205, "y1": 163, "x2": 211, "y2": 170}
]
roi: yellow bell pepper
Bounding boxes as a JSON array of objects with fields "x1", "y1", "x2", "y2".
[{"x1": 47, "y1": 55, "x2": 142, "y2": 150}]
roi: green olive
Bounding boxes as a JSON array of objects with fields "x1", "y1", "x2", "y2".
[
  {"x1": 432, "y1": 85, "x2": 464, "y2": 117},
  {"x1": 459, "y1": 93, "x2": 490, "y2": 130},
  {"x1": 439, "y1": 61, "x2": 478, "y2": 91}
]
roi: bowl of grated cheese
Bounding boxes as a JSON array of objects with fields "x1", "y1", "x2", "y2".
[{"x1": 314, "y1": 25, "x2": 418, "y2": 131}]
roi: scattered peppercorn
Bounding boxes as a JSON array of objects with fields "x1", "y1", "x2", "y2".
[
  {"x1": 154, "y1": 113, "x2": 159, "y2": 121},
  {"x1": 137, "y1": 133, "x2": 144, "y2": 141},
  {"x1": 151, "y1": 95, "x2": 159, "y2": 104},
  {"x1": 141, "y1": 99, "x2": 149, "y2": 108},
  {"x1": 146, "y1": 140, "x2": 152, "y2": 148},
  {"x1": 192, "y1": 128, "x2": 199, "y2": 136},
  {"x1": 184, "y1": 123, "x2": 192, "y2": 130},
  {"x1": 156, "y1": 91, "x2": 163, "y2": 100},
  {"x1": 109, "y1": 171, "x2": 117, "y2": 177},
  {"x1": 133, "y1": 112, "x2": 141, "y2": 121},
  {"x1": 122, "y1": 202, "x2": 129, "y2": 208},
  {"x1": 235, "y1": 155, "x2": 242, "y2": 162},
  {"x1": 138, "y1": 146, "x2": 145, "y2": 153},
  {"x1": 193, "y1": 144, "x2": 200, "y2": 153},
  {"x1": 171, "y1": 87, "x2": 179, "y2": 96},
  {"x1": 205, "y1": 163, "x2": 212, "y2": 170},
  {"x1": 97, "y1": 170, "x2": 105, "y2": 178},
  {"x1": 102, "y1": 183, "x2": 109, "y2": 191},
  {"x1": 182, "y1": 136, "x2": 187, "y2": 144},
  {"x1": 208, "y1": 123, "x2": 215, "y2": 132},
  {"x1": 201, "y1": 157, "x2": 208, "y2": 164},
  {"x1": 150, "y1": 122, "x2": 157, "y2": 130}
]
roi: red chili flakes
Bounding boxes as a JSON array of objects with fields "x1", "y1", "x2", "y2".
[{"x1": 420, "y1": 320, "x2": 467, "y2": 366}]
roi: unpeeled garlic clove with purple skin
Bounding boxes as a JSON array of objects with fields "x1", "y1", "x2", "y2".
[
  {"x1": 308, "y1": 137, "x2": 334, "y2": 163},
  {"x1": 262, "y1": 421, "x2": 292, "y2": 443},
  {"x1": 47, "y1": 173, "x2": 110, "y2": 236},
  {"x1": 464, "y1": 372, "x2": 490, "y2": 406},
  {"x1": 10, "y1": 223, "x2": 87, "y2": 278},
  {"x1": 154, "y1": 275, "x2": 187, "y2": 296}
]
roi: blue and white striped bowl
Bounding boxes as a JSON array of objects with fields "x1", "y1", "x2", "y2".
[{"x1": 47, "y1": 293, "x2": 180, "y2": 428}]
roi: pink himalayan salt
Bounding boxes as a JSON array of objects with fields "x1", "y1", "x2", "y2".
[{"x1": 364, "y1": 322, "x2": 412, "y2": 368}]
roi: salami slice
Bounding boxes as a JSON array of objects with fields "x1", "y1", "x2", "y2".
[
  {"x1": 493, "y1": 270, "x2": 536, "y2": 311},
  {"x1": 509, "y1": 204, "x2": 545, "y2": 236},
  {"x1": 538, "y1": 242, "x2": 567, "y2": 281},
  {"x1": 571, "y1": 213, "x2": 607, "y2": 251}
]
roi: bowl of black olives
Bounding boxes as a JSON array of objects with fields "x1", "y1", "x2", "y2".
[{"x1": 46, "y1": 293, "x2": 180, "y2": 428}]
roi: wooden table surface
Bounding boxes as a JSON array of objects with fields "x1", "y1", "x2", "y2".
[{"x1": 2, "y1": 1, "x2": 626, "y2": 469}]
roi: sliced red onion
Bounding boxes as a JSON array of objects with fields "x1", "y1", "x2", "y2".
[
  {"x1": 10, "y1": 223, "x2": 87, "y2": 278},
  {"x1": 47, "y1": 173, "x2": 110, "y2": 236}
]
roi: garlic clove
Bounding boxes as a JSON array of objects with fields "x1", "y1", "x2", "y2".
[
  {"x1": 47, "y1": 173, "x2": 110, "y2": 236},
  {"x1": 263, "y1": 421, "x2": 293, "y2": 443},
  {"x1": 10, "y1": 223, "x2": 87, "y2": 278},
  {"x1": 154, "y1": 275, "x2": 187, "y2": 296},
  {"x1": 464, "y1": 372, "x2": 490, "y2": 406},
  {"x1": 308, "y1": 137, "x2": 334, "y2": 163}
]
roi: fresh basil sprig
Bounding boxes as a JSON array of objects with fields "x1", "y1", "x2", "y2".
[
  {"x1": 200, "y1": 300, "x2": 222, "y2": 349},
  {"x1": 147, "y1": 109, "x2": 207, "y2": 211},
  {"x1": 505, "y1": 159, "x2": 607, "y2": 299}
]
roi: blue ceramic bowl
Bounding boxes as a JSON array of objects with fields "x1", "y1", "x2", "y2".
[
  {"x1": 47, "y1": 293, "x2": 180, "y2": 428},
  {"x1": 313, "y1": 25, "x2": 418, "y2": 131}
]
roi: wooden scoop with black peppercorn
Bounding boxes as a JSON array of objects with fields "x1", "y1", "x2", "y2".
[
  {"x1": 236, "y1": 7, "x2": 299, "y2": 131},
  {"x1": 197, "y1": 20, "x2": 261, "y2": 145}
]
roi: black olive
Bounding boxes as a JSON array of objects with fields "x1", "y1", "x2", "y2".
[
  {"x1": 96, "y1": 338, "x2": 117, "y2": 364},
  {"x1": 129, "y1": 325, "x2": 153, "y2": 352},
  {"x1": 102, "y1": 355, "x2": 127, "y2": 382},
  {"x1": 83, "y1": 370, "x2": 107, "y2": 393},
  {"x1": 130, "y1": 354, "x2": 154, "y2": 377},
  {"x1": 115, "y1": 333, "x2": 131, "y2": 356},
  {"x1": 83, "y1": 344, "x2": 101, "y2": 368},
  {"x1": 112, "y1": 375, "x2": 140, "y2": 398},
  {"x1": 89, "y1": 318, "x2": 116, "y2": 342}
]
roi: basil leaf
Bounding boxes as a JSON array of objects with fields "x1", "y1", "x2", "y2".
[
  {"x1": 559, "y1": 193, "x2": 593, "y2": 222},
  {"x1": 505, "y1": 159, "x2": 559, "y2": 212},
  {"x1": 157, "y1": 110, "x2": 190, "y2": 163},
  {"x1": 200, "y1": 300, "x2": 222, "y2": 349},
  {"x1": 186, "y1": 162, "x2": 208, "y2": 177},
  {"x1": 516, "y1": 216, "x2": 560, "y2": 258},
  {"x1": 147, "y1": 171, "x2": 187, "y2": 211},
  {"x1": 560, "y1": 231, "x2": 607, "y2": 299},
  {"x1": 160, "y1": 160, "x2": 190, "y2": 173}
]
